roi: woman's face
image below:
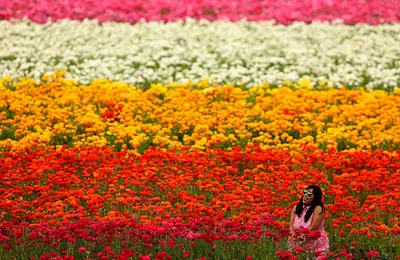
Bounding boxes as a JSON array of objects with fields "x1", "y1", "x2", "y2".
[{"x1": 302, "y1": 188, "x2": 314, "y2": 205}]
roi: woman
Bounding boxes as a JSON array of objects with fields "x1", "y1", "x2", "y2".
[{"x1": 289, "y1": 185, "x2": 329, "y2": 259}]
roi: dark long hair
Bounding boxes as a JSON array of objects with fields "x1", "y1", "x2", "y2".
[{"x1": 295, "y1": 184, "x2": 325, "y2": 222}]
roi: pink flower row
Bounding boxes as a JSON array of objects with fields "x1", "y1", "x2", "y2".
[
  {"x1": 0, "y1": 215, "x2": 282, "y2": 259},
  {"x1": 0, "y1": 215, "x2": 376, "y2": 259},
  {"x1": 0, "y1": 0, "x2": 399, "y2": 25}
]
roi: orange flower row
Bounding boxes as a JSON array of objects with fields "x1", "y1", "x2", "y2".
[{"x1": 1, "y1": 74, "x2": 400, "y2": 151}]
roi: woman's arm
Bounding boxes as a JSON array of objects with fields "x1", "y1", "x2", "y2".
[
  {"x1": 309, "y1": 205, "x2": 325, "y2": 231},
  {"x1": 289, "y1": 205, "x2": 296, "y2": 236}
]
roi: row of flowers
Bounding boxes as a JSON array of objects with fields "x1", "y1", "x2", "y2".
[
  {"x1": 0, "y1": 217, "x2": 384, "y2": 259},
  {"x1": 1, "y1": 146, "x2": 400, "y2": 234},
  {"x1": 1, "y1": 73, "x2": 400, "y2": 151},
  {"x1": 0, "y1": 0, "x2": 399, "y2": 24},
  {"x1": 0, "y1": 0, "x2": 400, "y2": 24},
  {"x1": 0, "y1": 20, "x2": 400, "y2": 90},
  {"x1": 1, "y1": 146, "x2": 399, "y2": 258}
]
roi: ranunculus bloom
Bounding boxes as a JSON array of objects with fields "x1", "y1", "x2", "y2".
[
  {"x1": 309, "y1": 230, "x2": 321, "y2": 240},
  {"x1": 366, "y1": 250, "x2": 380, "y2": 258},
  {"x1": 104, "y1": 246, "x2": 115, "y2": 255},
  {"x1": 294, "y1": 246, "x2": 306, "y2": 253},
  {"x1": 141, "y1": 234, "x2": 150, "y2": 242}
]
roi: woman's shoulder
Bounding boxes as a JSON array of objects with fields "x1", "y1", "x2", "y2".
[
  {"x1": 313, "y1": 205, "x2": 324, "y2": 214},
  {"x1": 292, "y1": 204, "x2": 300, "y2": 211}
]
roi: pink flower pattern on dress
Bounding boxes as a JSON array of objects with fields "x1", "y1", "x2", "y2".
[{"x1": 293, "y1": 206, "x2": 329, "y2": 259}]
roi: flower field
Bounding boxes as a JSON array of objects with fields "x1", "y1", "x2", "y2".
[{"x1": 1, "y1": 1, "x2": 400, "y2": 259}]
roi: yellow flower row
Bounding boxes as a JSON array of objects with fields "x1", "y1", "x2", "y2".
[{"x1": 1, "y1": 71, "x2": 400, "y2": 152}]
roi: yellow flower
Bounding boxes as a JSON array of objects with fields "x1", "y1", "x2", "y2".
[
  {"x1": 2, "y1": 74, "x2": 400, "y2": 152},
  {"x1": 150, "y1": 83, "x2": 168, "y2": 93}
]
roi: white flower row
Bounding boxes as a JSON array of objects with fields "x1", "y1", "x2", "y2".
[{"x1": 0, "y1": 19, "x2": 400, "y2": 90}]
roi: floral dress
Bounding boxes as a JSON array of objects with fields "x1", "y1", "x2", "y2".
[{"x1": 292, "y1": 206, "x2": 329, "y2": 259}]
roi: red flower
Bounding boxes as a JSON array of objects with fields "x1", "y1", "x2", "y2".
[
  {"x1": 101, "y1": 110, "x2": 115, "y2": 119},
  {"x1": 144, "y1": 243, "x2": 153, "y2": 248},
  {"x1": 39, "y1": 253, "x2": 52, "y2": 260},
  {"x1": 141, "y1": 233, "x2": 150, "y2": 242},
  {"x1": 28, "y1": 232, "x2": 38, "y2": 241},
  {"x1": 282, "y1": 250, "x2": 292, "y2": 259},
  {"x1": 78, "y1": 247, "x2": 86, "y2": 253},
  {"x1": 2, "y1": 244, "x2": 13, "y2": 251},
  {"x1": 366, "y1": 250, "x2": 380, "y2": 259},
  {"x1": 138, "y1": 255, "x2": 151, "y2": 260},
  {"x1": 155, "y1": 251, "x2": 167, "y2": 260},
  {"x1": 294, "y1": 246, "x2": 306, "y2": 253},
  {"x1": 104, "y1": 246, "x2": 115, "y2": 255},
  {"x1": 182, "y1": 250, "x2": 191, "y2": 258},
  {"x1": 309, "y1": 230, "x2": 321, "y2": 240}
]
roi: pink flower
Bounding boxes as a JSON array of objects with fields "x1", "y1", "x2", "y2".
[{"x1": 78, "y1": 247, "x2": 86, "y2": 253}]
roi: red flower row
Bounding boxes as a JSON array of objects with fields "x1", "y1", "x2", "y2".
[{"x1": 1, "y1": 145, "x2": 399, "y2": 238}]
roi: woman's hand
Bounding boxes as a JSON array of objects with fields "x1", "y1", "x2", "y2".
[{"x1": 289, "y1": 229, "x2": 302, "y2": 243}]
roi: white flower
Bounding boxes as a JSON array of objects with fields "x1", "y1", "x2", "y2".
[{"x1": 0, "y1": 20, "x2": 399, "y2": 90}]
